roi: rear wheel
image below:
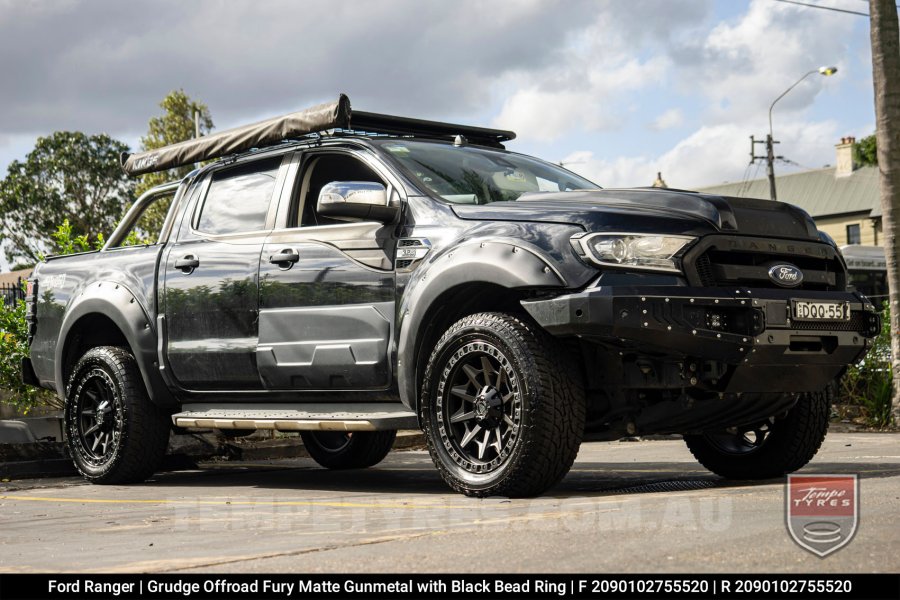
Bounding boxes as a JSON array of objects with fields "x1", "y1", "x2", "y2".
[
  {"x1": 64, "y1": 346, "x2": 170, "y2": 484},
  {"x1": 421, "y1": 312, "x2": 585, "y2": 497},
  {"x1": 300, "y1": 430, "x2": 396, "y2": 469},
  {"x1": 684, "y1": 391, "x2": 829, "y2": 479}
]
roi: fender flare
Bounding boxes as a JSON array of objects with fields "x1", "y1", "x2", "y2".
[
  {"x1": 396, "y1": 239, "x2": 565, "y2": 414},
  {"x1": 55, "y1": 281, "x2": 176, "y2": 408}
]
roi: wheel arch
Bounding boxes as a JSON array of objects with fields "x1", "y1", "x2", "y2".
[
  {"x1": 56, "y1": 282, "x2": 176, "y2": 408},
  {"x1": 396, "y1": 240, "x2": 566, "y2": 419}
]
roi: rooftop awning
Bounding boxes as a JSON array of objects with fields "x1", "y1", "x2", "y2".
[
  {"x1": 121, "y1": 94, "x2": 516, "y2": 176},
  {"x1": 122, "y1": 95, "x2": 351, "y2": 176}
]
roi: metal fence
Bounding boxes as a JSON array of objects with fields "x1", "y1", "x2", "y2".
[{"x1": 1, "y1": 278, "x2": 26, "y2": 307}]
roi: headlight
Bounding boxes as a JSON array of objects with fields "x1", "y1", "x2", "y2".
[{"x1": 572, "y1": 233, "x2": 696, "y2": 273}]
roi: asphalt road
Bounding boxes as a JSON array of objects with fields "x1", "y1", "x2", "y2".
[{"x1": 1, "y1": 433, "x2": 898, "y2": 574}]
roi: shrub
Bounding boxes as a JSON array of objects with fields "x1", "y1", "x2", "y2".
[
  {"x1": 0, "y1": 284, "x2": 61, "y2": 413},
  {"x1": 839, "y1": 305, "x2": 893, "y2": 427}
]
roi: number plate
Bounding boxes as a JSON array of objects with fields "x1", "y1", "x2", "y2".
[{"x1": 792, "y1": 300, "x2": 851, "y2": 321}]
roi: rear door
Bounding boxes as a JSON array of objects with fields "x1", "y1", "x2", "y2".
[
  {"x1": 256, "y1": 149, "x2": 399, "y2": 391},
  {"x1": 162, "y1": 154, "x2": 288, "y2": 390}
]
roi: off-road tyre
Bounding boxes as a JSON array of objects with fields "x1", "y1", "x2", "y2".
[
  {"x1": 684, "y1": 391, "x2": 829, "y2": 480},
  {"x1": 64, "y1": 346, "x2": 170, "y2": 484},
  {"x1": 300, "y1": 430, "x2": 396, "y2": 469},
  {"x1": 421, "y1": 312, "x2": 585, "y2": 497}
]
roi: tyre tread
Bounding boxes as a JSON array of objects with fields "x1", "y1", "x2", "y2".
[
  {"x1": 684, "y1": 391, "x2": 829, "y2": 480},
  {"x1": 421, "y1": 312, "x2": 585, "y2": 497},
  {"x1": 66, "y1": 346, "x2": 169, "y2": 484}
]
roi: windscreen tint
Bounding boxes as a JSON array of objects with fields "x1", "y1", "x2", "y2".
[{"x1": 374, "y1": 140, "x2": 598, "y2": 204}]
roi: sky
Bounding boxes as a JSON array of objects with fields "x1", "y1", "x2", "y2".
[{"x1": 0, "y1": 0, "x2": 879, "y2": 268}]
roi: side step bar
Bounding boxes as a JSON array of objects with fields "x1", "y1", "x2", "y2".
[{"x1": 172, "y1": 403, "x2": 418, "y2": 432}]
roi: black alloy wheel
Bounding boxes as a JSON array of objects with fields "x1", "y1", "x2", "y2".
[
  {"x1": 438, "y1": 340, "x2": 522, "y2": 473},
  {"x1": 70, "y1": 367, "x2": 124, "y2": 467}
]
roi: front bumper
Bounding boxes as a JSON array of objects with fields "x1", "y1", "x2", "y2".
[{"x1": 522, "y1": 286, "x2": 879, "y2": 392}]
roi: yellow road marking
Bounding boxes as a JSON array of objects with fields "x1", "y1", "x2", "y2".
[{"x1": 0, "y1": 495, "x2": 470, "y2": 510}]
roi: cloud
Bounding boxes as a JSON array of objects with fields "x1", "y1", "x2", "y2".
[
  {"x1": 0, "y1": 0, "x2": 607, "y2": 137},
  {"x1": 555, "y1": 0, "x2": 859, "y2": 191},
  {"x1": 490, "y1": 1, "x2": 712, "y2": 141},
  {"x1": 565, "y1": 118, "x2": 841, "y2": 190},
  {"x1": 0, "y1": 0, "x2": 867, "y2": 202},
  {"x1": 671, "y1": 0, "x2": 852, "y2": 125},
  {"x1": 650, "y1": 108, "x2": 684, "y2": 131}
]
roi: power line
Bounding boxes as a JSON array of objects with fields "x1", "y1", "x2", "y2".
[
  {"x1": 771, "y1": 0, "x2": 869, "y2": 16},
  {"x1": 773, "y1": 0, "x2": 900, "y2": 16}
]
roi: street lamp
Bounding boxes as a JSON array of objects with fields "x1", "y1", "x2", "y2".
[{"x1": 765, "y1": 66, "x2": 838, "y2": 201}]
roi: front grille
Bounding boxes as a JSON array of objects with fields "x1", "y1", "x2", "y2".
[
  {"x1": 695, "y1": 253, "x2": 715, "y2": 286},
  {"x1": 685, "y1": 235, "x2": 845, "y2": 291}
]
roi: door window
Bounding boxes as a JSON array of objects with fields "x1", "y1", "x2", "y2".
[
  {"x1": 196, "y1": 157, "x2": 281, "y2": 234},
  {"x1": 293, "y1": 154, "x2": 386, "y2": 227}
]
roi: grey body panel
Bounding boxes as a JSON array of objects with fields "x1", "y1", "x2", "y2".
[
  {"x1": 30, "y1": 245, "x2": 176, "y2": 407},
  {"x1": 162, "y1": 233, "x2": 266, "y2": 390},
  {"x1": 257, "y1": 302, "x2": 393, "y2": 389}
]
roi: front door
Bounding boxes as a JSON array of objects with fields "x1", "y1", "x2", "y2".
[{"x1": 256, "y1": 151, "x2": 397, "y2": 390}]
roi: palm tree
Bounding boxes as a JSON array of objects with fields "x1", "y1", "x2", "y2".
[{"x1": 869, "y1": 0, "x2": 900, "y2": 421}]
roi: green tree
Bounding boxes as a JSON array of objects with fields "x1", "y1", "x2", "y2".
[
  {"x1": 853, "y1": 133, "x2": 878, "y2": 167},
  {"x1": 0, "y1": 132, "x2": 133, "y2": 264},
  {"x1": 134, "y1": 90, "x2": 214, "y2": 234}
]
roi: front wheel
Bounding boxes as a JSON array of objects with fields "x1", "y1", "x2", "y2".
[
  {"x1": 421, "y1": 312, "x2": 585, "y2": 497},
  {"x1": 300, "y1": 430, "x2": 396, "y2": 469},
  {"x1": 65, "y1": 346, "x2": 170, "y2": 484},
  {"x1": 684, "y1": 391, "x2": 829, "y2": 479}
]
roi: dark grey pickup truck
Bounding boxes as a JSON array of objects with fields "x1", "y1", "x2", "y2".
[{"x1": 21, "y1": 95, "x2": 879, "y2": 496}]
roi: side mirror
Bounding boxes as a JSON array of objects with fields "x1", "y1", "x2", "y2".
[{"x1": 317, "y1": 181, "x2": 397, "y2": 222}]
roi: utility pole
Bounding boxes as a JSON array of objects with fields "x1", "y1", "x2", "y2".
[
  {"x1": 749, "y1": 135, "x2": 780, "y2": 200},
  {"x1": 765, "y1": 135, "x2": 779, "y2": 201}
]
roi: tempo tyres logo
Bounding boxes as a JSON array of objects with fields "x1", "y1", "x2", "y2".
[{"x1": 786, "y1": 474, "x2": 858, "y2": 557}]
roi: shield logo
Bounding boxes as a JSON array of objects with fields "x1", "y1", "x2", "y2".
[{"x1": 786, "y1": 474, "x2": 858, "y2": 557}]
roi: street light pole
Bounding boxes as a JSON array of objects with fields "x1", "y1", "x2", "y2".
[{"x1": 760, "y1": 66, "x2": 838, "y2": 201}]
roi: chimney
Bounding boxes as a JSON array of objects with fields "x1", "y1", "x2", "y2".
[
  {"x1": 835, "y1": 136, "x2": 857, "y2": 177},
  {"x1": 651, "y1": 171, "x2": 668, "y2": 188}
]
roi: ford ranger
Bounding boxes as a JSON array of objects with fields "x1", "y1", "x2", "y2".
[{"x1": 21, "y1": 95, "x2": 879, "y2": 496}]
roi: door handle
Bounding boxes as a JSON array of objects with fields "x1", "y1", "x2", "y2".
[
  {"x1": 268, "y1": 249, "x2": 300, "y2": 266},
  {"x1": 174, "y1": 255, "x2": 200, "y2": 272}
]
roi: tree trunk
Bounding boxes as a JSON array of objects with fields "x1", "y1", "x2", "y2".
[{"x1": 869, "y1": 0, "x2": 900, "y2": 422}]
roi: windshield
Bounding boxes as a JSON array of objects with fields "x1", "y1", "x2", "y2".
[{"x1": 372, "y1": 139, "x2": 599, "y2": 204}]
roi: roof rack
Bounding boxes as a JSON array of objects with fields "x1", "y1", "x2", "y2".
[{"x1": 120, "y1": 94, "x2": 516, "y2": 176}]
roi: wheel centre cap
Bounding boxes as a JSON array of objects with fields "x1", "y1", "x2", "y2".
[
  {"x1": 475, "y1": 400, "x2": 488, "y2": 417},
  {"x1": 474, "y1": 386, "x2": 501, "y2": 425}
]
